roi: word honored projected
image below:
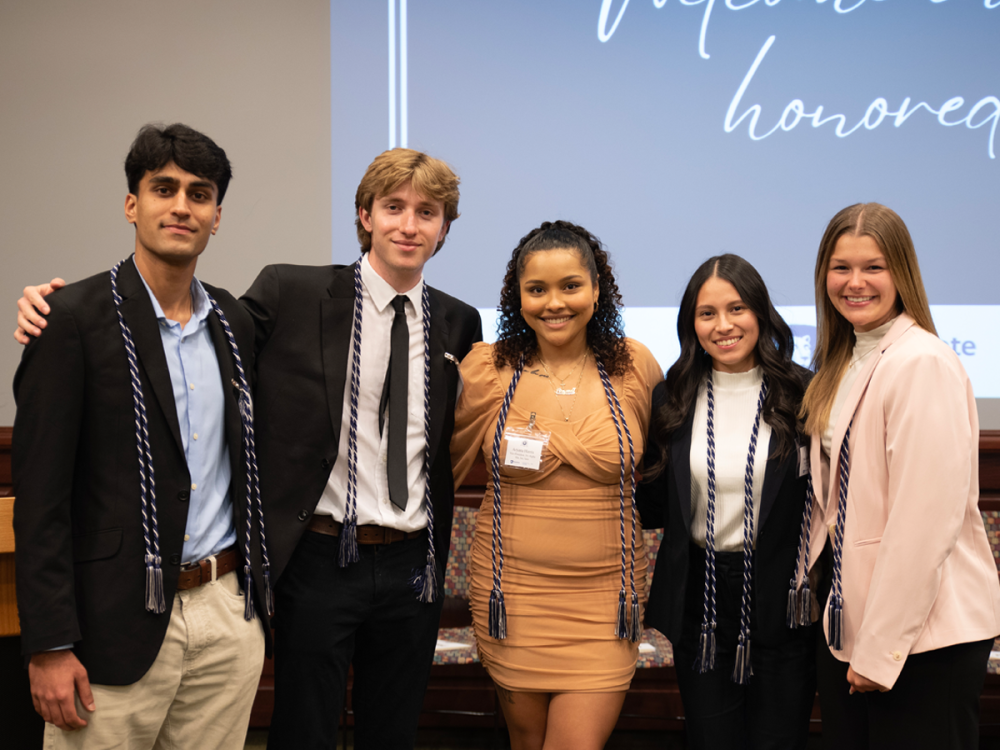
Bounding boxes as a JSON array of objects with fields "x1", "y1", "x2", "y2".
[
  {"x1": 599, "y1": 0, "x2": 1000, "y2": 159},
  {"x1": 331, "y1": 1, "x2": 999, "y2": 398}
]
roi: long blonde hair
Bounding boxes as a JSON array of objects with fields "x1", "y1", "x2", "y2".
[{"x1": 801, "y1": 203, "x2": 936, "y2": 435}]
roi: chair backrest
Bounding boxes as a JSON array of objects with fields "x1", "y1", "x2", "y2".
[{"x1": 444, "y1": 505, "x2": 478, "y2": 599}]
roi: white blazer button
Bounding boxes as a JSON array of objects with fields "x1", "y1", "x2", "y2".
[{"x1": 892, "y1": 651, "x2": 902, "y2": 661}]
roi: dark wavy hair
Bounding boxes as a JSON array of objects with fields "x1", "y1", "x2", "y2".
[
  {"x1": 125, "y1": 123, "x2": 232, "y2": 203},
  {"x1": 492, "y1": 220, "x2": 631, "y2": 376},
  {"x1": 645, "y1": 254, "x2": 806, "y2": 480}
]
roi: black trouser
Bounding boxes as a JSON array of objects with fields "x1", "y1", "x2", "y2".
[
  {"x1": 817, "y1": 626, "x2": 991, "y2": 750},
  {"x1": 267, "y1": 530, "x2": 444, "y2": 750},
  {"x1": 675, "y1": 543, "x2": 816, "y2": 750}
]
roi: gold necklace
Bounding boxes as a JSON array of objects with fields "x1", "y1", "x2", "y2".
[
  {"x1": 539, "y1": 353, "x2": 588, "y2": 422},
  {"x1": 538, "y1": 351, "x2": 588, "y2": 395}
]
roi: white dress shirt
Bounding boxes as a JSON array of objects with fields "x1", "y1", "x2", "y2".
[{"x1": 314, "y1": 253, "x2": 429, "y2": 531}]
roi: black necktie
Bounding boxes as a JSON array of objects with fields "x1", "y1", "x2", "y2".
[{"x1": 383, "y1": 295, "x2": 409, "y2": 510}]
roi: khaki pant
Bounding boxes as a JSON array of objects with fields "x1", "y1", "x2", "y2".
[{"x1": 44, "y1": 570, "x2": 265, "y2": 750}]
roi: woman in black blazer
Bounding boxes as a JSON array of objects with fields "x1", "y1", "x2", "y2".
[{"x1": 638, "y1": 254, "x2": 815, "y2": 749}]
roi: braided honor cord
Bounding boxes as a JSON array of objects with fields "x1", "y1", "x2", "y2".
[
  {"x1": 410, "y1": 283, "x2": 438, "y2": 603},
  {"x1": 111, "y1": 259, "x2": 165, "y2": 614},
  {"x1": 338, "y1": 262, "x2": 367, "y2": 566},
  {"x1": 695, "y1": 375, "x2": 720, "y2": 673},
  {"x1": 487, "y1": 354, "x2": 638, "y2": 642},
  {"x1": 490, "y1": 354, "x2": 524, "y2": 640},
  {"x1": 788, "y1": 468, "x2": 815, "y2": 629},
  {"x1": 205, "y1": 292, "x2": 274, "y2": 620},
  {"x1": 341, "y1": 261, "x2": 437, "y2": 603},
  {"x1": 828, "y1": 422, "x2": 853, "y2": 651},
  {"x1": 732, "y1": 375, "x2": 768, "y2": 685},
  {"x1": 487, "y1": 354, "x2": 525, "y2": 638},
  {"x1": 596, "y1": 361, "x2": 641, "y2": 643},
  {"x1": 695, "y1": 372, "x2": 767, "y2": 678}
]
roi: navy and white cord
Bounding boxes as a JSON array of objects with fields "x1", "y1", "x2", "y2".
[
  {"x1": 597, "y1": 360, "x2": 641, "y2": 643},
  {"x1": 111, "y1": 259, "x2": 165, "y2": 614},
  {"x1": 204, "y1": 291, "x2": 274, "y2": 620},
  {"x1": 111, "y1": 257, "x2": 273, "y2": 620},
  {"x1": 787, "y1": 467, "x2": 815, "y2": 629},
  {"x1": 341, "y1": 261, "x2": 439, "y2": 602},
  {"x1": 695, "y1": 372, "x2": 768, "y2": 683},
  {"x1": 828, "y1": 423, "x2": 853, "y2": 651},
  {"x1": 487, "y1": 353, "x2": 639, "y2": 642}
]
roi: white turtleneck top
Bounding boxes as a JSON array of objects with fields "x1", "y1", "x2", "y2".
[
  {"x1": 690, "y1": 366, "x2": 772, "y2": 552},
  {"x1": 821, "y1": 316, "x2": 897, "y2": 458}
]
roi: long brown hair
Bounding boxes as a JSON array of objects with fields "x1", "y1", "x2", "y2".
[{"x1": 801, "y1": 203, "x2": 936, "y2": 435}]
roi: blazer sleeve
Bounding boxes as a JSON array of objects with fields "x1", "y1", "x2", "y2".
[
  {"x1": 850, "y1": 348, "x2": 976, "y2": 688},
  {"x1": 636, "y1": 380, "x2": 670, "y2": 530},
  {"x1": 239, "y1": 264, "x2": 282, "y2": 358},
  {"x1": 12, "y1": 295, "x2": 87, "y2": 653}
]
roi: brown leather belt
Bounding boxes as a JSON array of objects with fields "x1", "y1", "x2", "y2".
[
  {"x1": 307, "y1": 516, "x2": 424, "y2": 544},
  {"x1": 176, "y1": 546, "x2": 238, "y2": 591}
]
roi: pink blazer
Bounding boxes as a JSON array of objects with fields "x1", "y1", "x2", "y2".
[{"x1": 807, "y1": 314, "x2": 1000, "y2": 689}]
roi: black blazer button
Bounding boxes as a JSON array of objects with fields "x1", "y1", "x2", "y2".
[
  {"x1": 169, "y1": 553, "x2": 181, "y2": 566},
  {"x1": 297, "y1": 510, "x2": 310, "y2": 521},
  {"x1": 320, "y1": 458, "x2": 331, "y2": 469},
  {"x1": 178, "y1": 490, "x2": 190, "y2": 502}
]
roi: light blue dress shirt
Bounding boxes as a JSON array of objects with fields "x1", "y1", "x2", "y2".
[{"x1": 135, "y1": 260, "x2": 237, "y2": 563}]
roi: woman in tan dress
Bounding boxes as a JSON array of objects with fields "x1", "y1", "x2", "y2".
[{"x1": 451, "y1": 221, "x2": 661, "y2": 750}]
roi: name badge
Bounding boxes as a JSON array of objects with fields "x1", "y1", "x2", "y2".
[
  {"x1": 798, "y1": 442, "x2": 810, "y2": 478},
  {"x1": 504, "y1": 436, "x2": 545, "y2": 470},
  {"x1": 503, "y1": 412, "x2": 551, "y2": 472}
]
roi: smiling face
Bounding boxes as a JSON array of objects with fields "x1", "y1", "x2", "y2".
[
  {"x1": 519, "y1": 248, "x2": 599, "y2": 354},
  {"x1": 125, "y1": 161, "x2": 221, "y2": 266},
  {"x1": 359, "y1": 181, "x2": 450, "y2": 292},
  {"x1": 826, "y1": 233, "x2": 898, "y2": 332},
  {"x1": 693, "y1": 275, "x2": 760, "y2": 373}
]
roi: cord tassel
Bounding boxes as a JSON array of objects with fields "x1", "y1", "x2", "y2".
[
  {"x1": 629, "y1": 593, "x2": 642, "y2": 643},
  {"x1": 412, "y1": 555, "x2": 438, "y2": 603},
  {"x1": 263, "y1": 564, "x2": 275, "y2": 617},
  {"x1": 694, "y1": 623, "x2": 716, "y2": 674},
  {"x1": 338, "y1": 515, "x2": 360, "y2": 566},
  {"x1": 828, "y1": 595, "x2": 843, "y2": 651},
  {"x1": 243, "y1": 565, "x2": 256, "y2": 621},
  {"x1": 145, "y1": 554, "x2": 166, "y2": 613},
  {"x1": 615, "y1": 589, "x2": 629, "y2": 639},
  {"x1": 798, "y1": 582, "x2": 811, "y2": 627},
  {"x1": 732, "y1": 633, "x2": 752, "y2": 685},
  {"x1": 787, "y1": 580, "x2": 799, "y2": 629},
  {"x1": 489, "y1": 587, "x2": 507, "y2": 639}
]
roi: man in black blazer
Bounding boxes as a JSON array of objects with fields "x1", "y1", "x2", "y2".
[
  {"x1": 13, "y1": 124, "x2": 270, "y2": 749},
  {"x1": 245, "y1": 150, "x2": 482, "y2": 749},
  {"x1": 15, "y1": 148, "x2": 482, "y2": 749}
]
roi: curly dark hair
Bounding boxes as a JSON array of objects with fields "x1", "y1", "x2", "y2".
[
  {"x1": 492, "y1": 220, "x2": 631, "y2": 376},
  {"x1": 645, "y1": 254, "x2": 809, "y2": 480}
]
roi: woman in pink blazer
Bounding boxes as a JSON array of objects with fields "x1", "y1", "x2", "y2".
[{"x1": 796, "y1": 203, "x2": 1000, "y2": 749}]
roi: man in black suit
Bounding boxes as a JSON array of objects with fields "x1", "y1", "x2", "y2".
[
  {"x1": 244, "y1": 149, "x2": 482, "y2": 749},
  {"x1": 17, "y1": 148, "x2": 483, "y2": 749},
  {"x1": 13, "y1": 124, "x2": 270, "y2": 749}
]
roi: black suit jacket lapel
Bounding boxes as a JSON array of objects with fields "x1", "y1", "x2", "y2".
[
  {"x1": 116, "y1": 260, "x2": 185, "y2": 456},
  {"x1": 671, "y1": 410, "x2": 695, "y2": 535},
  {"x1": 426, "y1": 290, "x2": 450, "y2": 469},
  {"x1": 757, "y1": 432, "x2": 788, "y2": 532},
  {"x1": 320, "y1": 264, "x2": 357, "y2": 450}
]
